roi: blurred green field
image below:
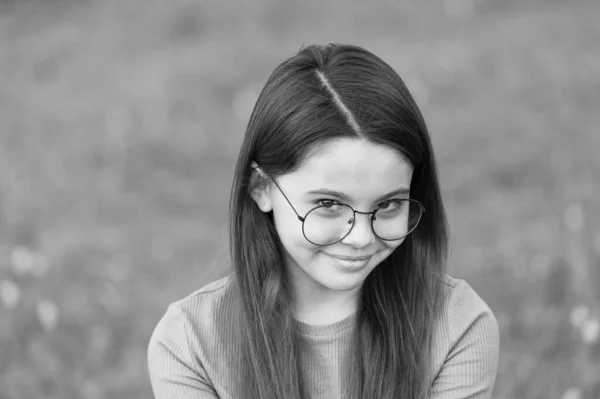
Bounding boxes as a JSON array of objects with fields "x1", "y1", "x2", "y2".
[{"x1": 1, "y1": 0, "x2": 599, "y2": 398}]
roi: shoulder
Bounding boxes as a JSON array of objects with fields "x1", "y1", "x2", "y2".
[
  {"x1": 151, "y1": 274, "x2": 238, "y2": 343},
  {"x1": 149, "y1": 274, "x2": 235, "y2": 341},
  {"x1": 428, "y1": 274, "x2": 500, "y2": 396},
  {"x1": 435, "y1": 274, "x2": 499, "y2": 348},
  {"x1": 171, "y1": 274, "x2": 236, "y2": 316},
  {"x1": 147, "y1": 274, "x2": 242, "y2": 394},
  {"x1": 439, "y1": 274, "x2": 497, "y2": 328}
]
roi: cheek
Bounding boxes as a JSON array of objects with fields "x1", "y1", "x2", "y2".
[
  {"x1": 374, "y1": 238, "x2": 405, "y2": 263},
  {"x1": 271, "y1": 206, "x2": 311, "y2": 249},
  {"x1": 384, "y1": 237, "x2": 406, "y2": 251},
  {"x1": 387, "y1": 237, "x2": 406, "y2": 251}
]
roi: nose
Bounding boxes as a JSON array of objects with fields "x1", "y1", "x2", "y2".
[{"x1": 341, "y1": 211, "x2": 376, "y2": 248}]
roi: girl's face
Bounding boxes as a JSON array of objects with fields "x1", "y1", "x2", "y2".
[{"x1": 251, "y1": 137, "x2": 413, "y2": 296}]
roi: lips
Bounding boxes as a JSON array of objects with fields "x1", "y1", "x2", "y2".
[
  {"x1": 326, "y1": 253, "x2": 372, "y2": 272},
  {"x1": 328, "y1": 254, "x2": 372, "y2": 261},
  {"x1": 326, "y1": 253, "x2": 373, "y2": 267}
]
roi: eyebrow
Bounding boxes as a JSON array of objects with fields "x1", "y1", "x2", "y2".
[{"x1": 306, "y1": 187, "x2": 410, "y2": 204}]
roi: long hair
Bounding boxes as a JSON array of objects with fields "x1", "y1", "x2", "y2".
[{"x1": 229, "y1": 43, "x2": 448, "y2": 399}]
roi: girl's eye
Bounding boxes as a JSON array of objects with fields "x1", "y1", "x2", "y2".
[
  {"x1": 318, "y1": 199, "x2": 340, "y2": 208},
  {"x1": 378, "y1": 199, "x2": 401, "y2": 209}
]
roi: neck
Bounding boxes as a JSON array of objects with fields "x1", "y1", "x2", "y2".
[{"x1": 291, "y1": 281, "x2": 360, "y2": 326}]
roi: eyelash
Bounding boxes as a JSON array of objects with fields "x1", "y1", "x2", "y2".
[
  {"x1": 315, "y1": 199, "x2": 341, "y2": 208},
  {"x1": 314, "y1": 199, "x2": 403, "y2": 207}
]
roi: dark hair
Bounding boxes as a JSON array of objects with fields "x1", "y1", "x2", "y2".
[{"x1": 229, "y1": 43, "x2": 448, "y2": 399}]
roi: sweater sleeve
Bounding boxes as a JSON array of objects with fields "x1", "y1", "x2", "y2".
[
  {"x1": 428, "y1": 280, "x2": 500, "y2": 399},
  {"x1": 147, "y1": 304, "x2": 219, "y2": 399}
]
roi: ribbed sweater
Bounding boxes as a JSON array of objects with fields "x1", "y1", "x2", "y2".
[{"x1": 147, "y1": 274, "x2": 499, "y2": 398}]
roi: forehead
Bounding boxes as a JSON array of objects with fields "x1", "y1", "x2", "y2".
[{"x1": 281, "y1": 138, "x2": 413, "y2": 197}]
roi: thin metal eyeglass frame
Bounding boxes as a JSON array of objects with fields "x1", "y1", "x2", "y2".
[{"x1": 259, "y1": 169, "x2": 425, "y2": 246}]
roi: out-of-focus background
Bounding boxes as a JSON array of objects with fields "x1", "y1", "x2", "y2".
[{"x1": 1, "y1": 0, "x2": 599, "y2": 398}]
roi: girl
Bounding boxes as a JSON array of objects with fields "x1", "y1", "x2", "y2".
[{"x1": 148, "y1": 43, "x2": 499, "y2": 399}]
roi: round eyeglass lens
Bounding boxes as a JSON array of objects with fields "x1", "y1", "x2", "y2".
[
  {"x1": 302, "y1": 200, "x2": 423, "y2": 245},
  {"x1": 302, "y1": 204, "x2": 355, "y2": 246},
  {"x1": 372, "y1": 199, "x2": 422, "y2": 240}
]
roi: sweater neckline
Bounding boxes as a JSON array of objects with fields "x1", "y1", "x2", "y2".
[{"x1": 295, "y1": 313, "x2": 357, "y2": 336}]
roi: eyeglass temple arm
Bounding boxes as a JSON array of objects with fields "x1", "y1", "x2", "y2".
[{"x1": 252, "y1": 162, "x2": 306, "y2": 222}]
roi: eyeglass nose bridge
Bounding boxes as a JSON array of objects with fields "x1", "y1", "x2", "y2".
[{"x1": 344, "y1": 208, "x2": 378, "y2": 228}]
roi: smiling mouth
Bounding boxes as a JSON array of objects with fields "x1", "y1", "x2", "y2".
[
  {"x1": 326, "y1": 253, "x2": 372, "y2": 271},
  {"x1": 331, "y1": 255, "x2": 371, "y2": 262},
  {"x1": 327, "y1": 254, "x2": 372, "y2": 261}
]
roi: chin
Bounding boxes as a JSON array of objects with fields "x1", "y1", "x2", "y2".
[
  {"x1": 316, "y1": 268, "x2": 371, "y2": 292},
  {"x1": 320, "y1": 278, "x2": 364, "y2": 292}
]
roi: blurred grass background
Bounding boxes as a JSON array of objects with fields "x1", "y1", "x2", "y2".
[{"x1": 1, "y1": 0, "x2": 599, "y2": 398}]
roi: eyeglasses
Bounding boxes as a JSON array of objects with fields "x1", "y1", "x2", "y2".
[{"x1": 259, "y1": 170, "x2": 424, "y2": 246}]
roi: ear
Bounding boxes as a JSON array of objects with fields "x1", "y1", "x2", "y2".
[{"x1": 249, "y1": 161, "x2": 273, "y2": 213}]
